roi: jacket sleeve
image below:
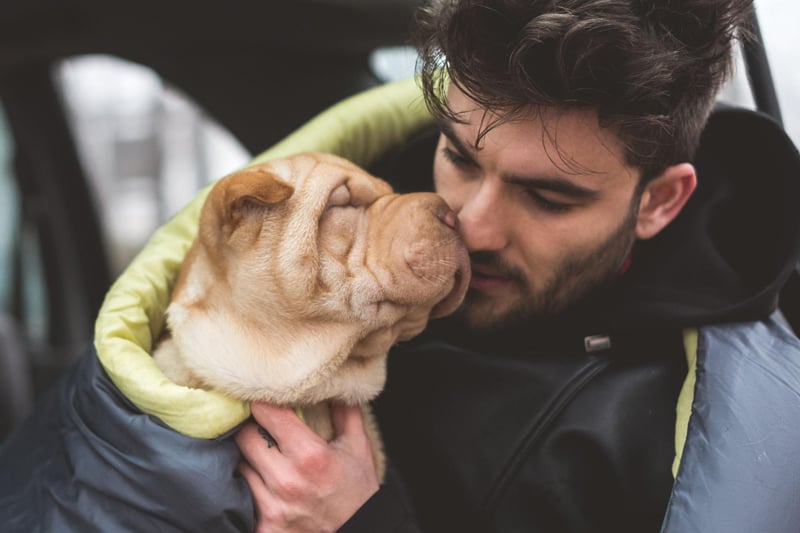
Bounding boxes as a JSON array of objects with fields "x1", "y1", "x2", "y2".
[
  {"x1": 662, "y1": 315, "x2": 800, "y2": 532},
  {"x1": 0, "y1": 347, "x2": 254, "y2": 533}
]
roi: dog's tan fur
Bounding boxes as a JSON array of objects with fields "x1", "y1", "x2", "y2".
[{"x1": 153, "y1": 152, "x2": 469, "y2": 480}]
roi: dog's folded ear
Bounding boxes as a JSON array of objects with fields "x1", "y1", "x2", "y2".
[
  {"x1": 198, "y1": 164, "x2": 295, "y2": 248},
  {"x1": 220, "y1": 165, "x2": 295, "y2": 225},
  {"x1": 226, "y1": 165, "x2": 295, "y2": 208}
]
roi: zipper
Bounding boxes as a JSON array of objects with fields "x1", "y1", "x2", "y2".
[{"x1": 481, "y1": 356, "x2": 612, "y2": 515}]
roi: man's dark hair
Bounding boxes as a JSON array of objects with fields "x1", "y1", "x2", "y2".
[{"x1": 414, "y1": 0, "x2": 754, "y2": 181}]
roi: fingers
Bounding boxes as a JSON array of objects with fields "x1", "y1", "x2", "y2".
[
  {"x1": 235, "y1": 402, "x2": 381, "y2": 531},
  {"x1": 330, "y1": 403, "x2": 362, "y2": 436},
  {"x1": 235, "y1": 421, "x2": 286, "y2": 481},
  {"x1": 330, "y1": 403, "x2": 375, "y2": 464},
  {"x1": 250, "y1": 402, "x2": 325, "y2": 452},
  {"x1": 237, "y1": 461, "x2": 271, "y2": 521},
  {"x1": 236, "y1": 401, "x2": 374, "y2": 474}
]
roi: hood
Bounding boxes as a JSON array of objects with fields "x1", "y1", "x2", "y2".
[{"x1": 619, "y1": 106, "x2": 800, "y2": 329}]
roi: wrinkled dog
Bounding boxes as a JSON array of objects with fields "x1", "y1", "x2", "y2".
[{"x1": 154, "y1": 152, "x2": 470, "y2": 479}]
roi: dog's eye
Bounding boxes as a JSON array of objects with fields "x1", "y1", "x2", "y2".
[{"x1": 327, "y1": 184, "x2": 351, "y2": 208}]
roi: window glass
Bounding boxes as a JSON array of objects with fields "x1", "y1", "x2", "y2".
[
  {"x1": 369, "y1": 46, "x2": 417, "y2": 83},
  {"x1": 55, "y1": 55, "x2": 252, "y2": 275},
  {"x1": 0, "y1": 103, "x2": 48, "y2": 346},
  {"x1": 718, "y1": 0, "x2": 798, "y2": 148},
  {"x1": 754, "y1": 0, "x2": 800, "y2": 147},
  {"x1": 0, "y1": 104, "x2": 16, "y2": 313},
  {"x1": 718, "y1": 39, "x2": 757, "y2": 110}
]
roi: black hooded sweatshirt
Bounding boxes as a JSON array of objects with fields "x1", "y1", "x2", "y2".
[{"x1": 341, "y1": 106, "x2": 800, "y2": 532}]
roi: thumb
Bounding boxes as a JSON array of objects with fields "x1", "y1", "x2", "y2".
[
  {"x1": 331, "y1": 403, "x2": 381, "y2": 486},
  {"x1": 331, "y1": 403, "x2": 368, "y2": 442}
]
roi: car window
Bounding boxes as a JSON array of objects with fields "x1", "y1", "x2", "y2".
[
  {"x1": 0, "y1": 101, "x2": 49, "y2": 352},
  {"x1": 369, "y1": 46, "x2": 418, "y2": 83},
  {"x1": 716, "y1": 0, "x2": 798, "y2": 148},
  {"x1": 755, "y1": 0, "x2": 800, "y2": 147},
  {"x1": 55, "y1": 55, "x2": 252, "y2": 275},
  {"x1": 0, "y1": 104, "x2": 17, "y2": 313}
]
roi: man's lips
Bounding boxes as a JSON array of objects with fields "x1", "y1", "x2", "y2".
[{"x1": 469, "y1": 264, "x2": 513, "y2": 292}]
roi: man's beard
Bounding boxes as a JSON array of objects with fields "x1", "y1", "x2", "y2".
[{"x1": 455, "y1": 201, "x2": 639, "y2": 332}]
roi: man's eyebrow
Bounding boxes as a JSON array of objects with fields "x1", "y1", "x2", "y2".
[
  {"x1": 504, "y1": 175, "x2": 599, "y2": 199},
  {"x1": 438, "y1": 120, "x2": 477, "y2": 160},
  {"x1": 439, "y1": 119, "x2": 599, "y2": 199}
]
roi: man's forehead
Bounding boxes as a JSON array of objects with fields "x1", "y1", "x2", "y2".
[{"x1": 443, "y1": 86, "x2": 635, "y2": 182}]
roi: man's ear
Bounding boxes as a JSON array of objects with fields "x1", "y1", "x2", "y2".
[{"x1": 635, "y1": 163, "x2": 697, "y2": 240}]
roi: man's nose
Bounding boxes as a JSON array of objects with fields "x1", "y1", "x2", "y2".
[{"x1": 456, "y1": 184, "x2": 509, "y2": 252}]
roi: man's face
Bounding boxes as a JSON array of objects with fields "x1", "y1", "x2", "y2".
[{"x1": 434, "y1": 86, "x2": 643, "y2": 330}]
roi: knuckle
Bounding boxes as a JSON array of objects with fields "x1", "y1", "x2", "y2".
[
  {"x1": 296, "y1": 444, "x2": 331, "y2": 475},
  {"x1": 262, "y1": 505, "x2": 285, "y2": 523},
  {"x1": 276, "y1": 476, "x2": 307, "y2": 500}
]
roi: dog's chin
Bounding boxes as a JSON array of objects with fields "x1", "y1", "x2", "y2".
[
  {"x1": 295, "y1": 354, "x2": 387, "y2": 406},
  {"x1": 430, "y1": 264, "x2": 471, "y2": 319}
]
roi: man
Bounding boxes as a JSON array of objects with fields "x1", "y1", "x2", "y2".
[{"x1": 236, "y1": 0, "x2": 800, "y2": 531}]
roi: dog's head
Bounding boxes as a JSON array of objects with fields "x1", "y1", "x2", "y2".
[{"x1": 166, "y1": 152, "x2": 469, "y2": 405}]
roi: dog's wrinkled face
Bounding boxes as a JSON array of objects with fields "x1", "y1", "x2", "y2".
[{"x1": 166, "y1": 152, "x2": 469, "y2": 405}]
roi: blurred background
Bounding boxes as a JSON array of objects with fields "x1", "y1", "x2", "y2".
[
  {"x1": 42, "y1": 46, "x2": 417, "y2": 274},
  {"x1": 0, "y1": 0, "x2": 796, "y2": 438}
]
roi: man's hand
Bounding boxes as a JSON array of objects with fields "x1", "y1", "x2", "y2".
[{"x1": 235, "y1": 402, "x2": 380, "y2": 533}]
